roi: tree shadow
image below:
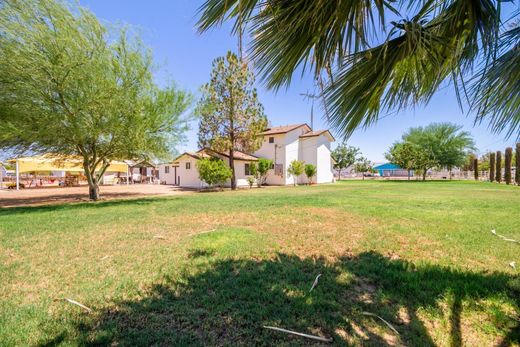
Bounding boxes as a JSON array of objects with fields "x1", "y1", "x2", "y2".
[{"x1": 52, "y1": 252, "x2": 519, "y2": 346}]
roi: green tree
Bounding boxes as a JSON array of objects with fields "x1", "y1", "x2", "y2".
[
  {"x1": 331, "y1": 143, "x2": 360, "y2": 180},
  {"x1": 198, "y1": 1, "x2": 518, "y2": 138},
  {"x1": 478, "y1": 153, "x2": 491, "y2": 173},
  {"x1": 505, "y1": 147, "x2": 513, "y2": 185},
  {"x1": 197, "y1": 52, "x2": 267, "y2": 190},
  {"x1": 354, "y1": 157, "x2": 373, "y2": 181},
  {"x1": 516, "y1": 143, "x2": 520, "y2": 185},
  {"x1": 474, "y1": 158, "x2": 479, "y2": 181},
  {"x1": 250, "y1": 158, "x2": 272, "y2": 187},
  {"x1": 401, "y1": 123, "x2": 474, "y2": 180},
  {"x1": 304, "y1": 164, "x2": 317, "y2": 185},
  {"x1": 489, "y1": 152, "x2": 496, "y2": 182},
  {"x1": 385, "y1": 142, "x2": 421, "y2": 180},
  {"x1": 287, "y1": 160, "x2": 305, "y2": 186},
  {"x1": 0, "y1": 0, "x2": 190, "y2": 200},
  {"x1": 496, "y1": 151, "x2": 502, "y2": 183},
  {"x1": 196, "y1": 157, "x2": 232, "y2": 189}
]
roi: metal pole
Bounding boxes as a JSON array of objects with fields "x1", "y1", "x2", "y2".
[{"x1": 15, "y1": 159, "x2": 20, "y2": 190}]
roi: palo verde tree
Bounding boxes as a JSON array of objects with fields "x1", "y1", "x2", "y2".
[
  {"x1": 489, "y1": 152, "x2": 496, "y2": 182},
  {"x1": 197, "y1": 51, "x2": 267, "y2": 190},
  {"x1": 504, "y1": 147, "x2": 513, "y2": 185},
  {"x1": 331, "y1": 143, "x2": 360, "y2": 180},
  {"x1": 400, "y1": 123, "x2": 474, "y2": 180},
  {"x1": 496, "y1": 151, "x2": 502, "y2": 183},
  {"x1": 198, "y1": 1, "x2": 519, "y2": 140},
  {"x1": 0, "y1": 0, "x2": 190, "y2": 200},
  {"x1": 516, "y1": 143, "x2": 520, "y2": 185}
]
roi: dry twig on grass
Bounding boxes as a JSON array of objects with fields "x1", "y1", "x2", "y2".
[
  {"x1": 510, "y1": 261, "x2": 516, "y2": 270},
  {"x1": 309, "y1": 274, "x2": 322, "y2": 293},
  {"x1": 362, "y1": 312, "x2": 400, "y2": 335},
  {"x1": 65, "y1": 298, "x2": 92, "y2": 313},
  {"x1": 153, "y1": 235, "x2": 166, "y2": 240},
  {"x1": 263, "y1": 326, "x2": 333, "y2": 342},
  {"x1": 491, "y1": 230, "x2": 519, "y2": 244}
]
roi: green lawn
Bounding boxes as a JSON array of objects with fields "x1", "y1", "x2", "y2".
[{"x1": 1, "y1": 181, "x2": 519, "y2": 346}]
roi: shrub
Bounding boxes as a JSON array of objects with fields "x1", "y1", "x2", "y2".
[
  {"x1": 489, "y1": 152, "x2": 496, "y2": 182},
  {"x1": 304, "y1": 164, "x2": 317, "y2": 184},
  {"x1": 196, "y1": 158, "x2": 232, "y2": 189},
  {"x1": 251, "y1": 158, "x2": 272, "y2": 187},
  {"x1": 287, "y1": 160, "x2": 305, "y2": 186},
  {"x1": 505, "y1": 147, "x2": 513, "y2": 185},
  {"x1": 246, "y1": 176, "x2": 255, "y2": 188},
  {"x1": 496, "y1": 151, "x2": 502, "y2": 183}
]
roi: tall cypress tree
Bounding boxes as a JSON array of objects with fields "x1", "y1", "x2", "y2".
[
  {"x1": 473, "y1": 158, "x2": 479, "y2": 181},
  {"x1": 496, "y1": 151, "x2": 502, "y2": 183},
  {"x1": 489, "y1": 152, "x2": 496, "y2": 182},
  {"x1": 515, "y1": 142, "x2": 520, "y2": 186},
  {"x1": 504, "y1": 147, "x2": 513, "y2": 185}
]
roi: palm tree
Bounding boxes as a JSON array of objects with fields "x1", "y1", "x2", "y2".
[{"x1": 198, "y1": 1, "x2": 519, "y2": 139}]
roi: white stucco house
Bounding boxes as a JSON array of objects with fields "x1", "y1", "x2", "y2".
[
  {"x1": 159, "y1": 148, "x2": 259, "y2": 188},
  {"x1": 158, "y1": 123, "x2": 335, "y2": 188}
]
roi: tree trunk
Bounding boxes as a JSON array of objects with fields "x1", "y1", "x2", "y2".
[
  {"x1": 407, "y1": 169, "x2": 411, "y2": 181},
  {"x1": 337, "y1": 169, "x2": 341, "y2": 181},
  {"x1": 89, "y1": 183, "x2": 100, "y2": 200},
  {"x1": 229, "y1": 149, "x2": 236, "y2": 190},
  {"x1": 422, "y1": 170, "x2": 427, "y2": 181}
]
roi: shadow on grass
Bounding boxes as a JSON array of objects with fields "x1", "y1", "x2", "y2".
[
  {"x1": 0, "y1": 195, "x2": 179, "y2": 216},
  {"x1": 52, "y1": 252, "x2": 520, "y2": 346}
]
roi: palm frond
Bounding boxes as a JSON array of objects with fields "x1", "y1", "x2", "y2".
[{"x1": 473, "y1": 24, "x2": 520, "y2": 139}]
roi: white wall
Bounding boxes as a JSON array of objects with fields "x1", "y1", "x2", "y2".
[
  {"x1": 316, "y1": 135, "x2": 334, "y2": 183},
  {"x1": 254, "y1": 133, "x2": 285, "y2": 185},
  {"x1": 158, "y1": 164, "x2": 178, "y2": 185},
  {"x1": 299, "y1": 137, "x2": 318, "y2": 184}
]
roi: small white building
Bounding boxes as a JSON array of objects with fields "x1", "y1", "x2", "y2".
[
  {"x1": 254, "y1": 124, "x2": 335, "y2": 185},
  {"x1": 158, "y1": 148, "x2": 258, "y2": 188},
  {"x1": 158, "y1": 124, "x2": 335, "y2": 188}
]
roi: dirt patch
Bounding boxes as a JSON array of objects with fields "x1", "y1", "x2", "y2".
[{"x1": 0, "y1": 184, "x2": 193, "y2": 207}]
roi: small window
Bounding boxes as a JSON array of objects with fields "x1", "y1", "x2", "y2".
[
  {"x1": 186, "y1": 162, "x2": 191, "y2": 170},
  {"x1": 269, "y1": 137, "x2": 274, "y2": 143},
  {"x1": 165, "y1": 166, "x2": 170, "y2": 174},
  {"x1": 245, "y1": 163, "x2": 251, "y2": 176}
]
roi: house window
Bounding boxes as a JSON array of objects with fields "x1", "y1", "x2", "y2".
[
  {"x1": 186, "y1": 162, "x2": 191, "y2": 170},
  {"x1": 245, "y1": 163, "x2": 251, "y2": 176},
  {"x1": 164, "y1": 166, "x2": 170, "y2": 174},
  {"x1": 269, "y1": 137, "x2": 274, "y2": 143}
]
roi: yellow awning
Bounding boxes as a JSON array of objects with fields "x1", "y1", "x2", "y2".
[{"x1": 8, "y1": 154, "x2": 128, "y2": 173}]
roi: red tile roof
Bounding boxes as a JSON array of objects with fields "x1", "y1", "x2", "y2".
[
  {"x1": 198, "y1": 148, "x2": 259, "y2": 161},
  {"x1": 260, "y1": 123, "x2": 311, "y2": 135}
]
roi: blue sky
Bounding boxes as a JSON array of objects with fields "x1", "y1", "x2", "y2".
[{"x1": 79, "y1": 0, "x2": 516, "y2": 162}]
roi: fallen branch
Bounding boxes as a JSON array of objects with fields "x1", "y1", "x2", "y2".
[
  {"x1": 153, "y1": 235, "x2": 166, "y2": 240},
  {"x1": 195, "y1": 229, "x2": 216, "y2": 236},
  {"x1": 100, "y1": 255, "x2": 110, "y2": 260},
  {"x1": 362, "y1": 312, "x2": 399, "y2": 335},
  {"x1": 65, "y1": 298, "x2": 92, "y2": 313},
  {"x1": 309, "y1": 274, "x2": 322, "y2": 293},
  {"x1": 510, "y1": 261, "x2": 516, "y2": 270},
  {"x1": 491, "y1": 230, "x2": 519, "y2": 244},
  {"x1": 263, "y1": 326, "x2": 332, "y2": 342}
]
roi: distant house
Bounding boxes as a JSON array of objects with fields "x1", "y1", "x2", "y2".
[
  {"x1": 158, "y1": 148, "x2": 258, "y2": 188},
  {"x1": 255, "y1": 124, "x2": 335, "y2": 185},
  {"x1": 158, "y1": 123, "x2": 336, "y2": 188},
  {"x1": 374, "y1": 163, "x2": 413, "y2": 177}
]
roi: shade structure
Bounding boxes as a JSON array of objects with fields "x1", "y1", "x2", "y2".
[{"x1": 8, "y1": 154, "x2": 128, "y2": 173}]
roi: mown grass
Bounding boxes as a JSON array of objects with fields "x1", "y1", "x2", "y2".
[{"x1": 0, "y1": 180, "x2": 519, "y2": 346}]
